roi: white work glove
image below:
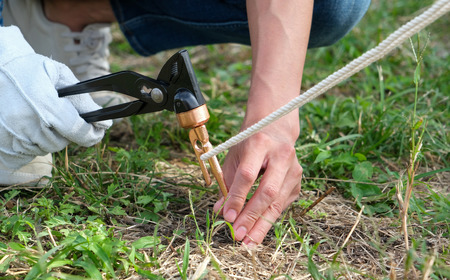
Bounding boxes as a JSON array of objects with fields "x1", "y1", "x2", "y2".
[{"x1": 0, "y1": 26, "x2": 112, "y2": 170}]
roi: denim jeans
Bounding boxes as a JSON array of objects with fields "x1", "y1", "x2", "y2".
[
  {"x1": 110, "y1": 0, "x2": 371, "y2": 56},
  {"x1": 0, "y1": 0, "x2": 4, "y2": 26}
]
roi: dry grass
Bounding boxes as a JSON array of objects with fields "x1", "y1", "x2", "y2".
[{"x1": 103, "y1": 155, "x2": 449, "y2": 279}]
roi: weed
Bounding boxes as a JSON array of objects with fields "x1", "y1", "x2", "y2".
[{"x1": 175, "y1": 239, "x2": 190, "y2": 280}]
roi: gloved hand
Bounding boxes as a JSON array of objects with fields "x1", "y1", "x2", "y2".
[{"x1": 0, "y1": 26, "x2": 112, "y2": 170}]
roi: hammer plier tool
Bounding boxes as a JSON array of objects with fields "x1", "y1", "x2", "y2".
[{"x1": 58, "y1": 50, "x2": 227, "y2": 197}]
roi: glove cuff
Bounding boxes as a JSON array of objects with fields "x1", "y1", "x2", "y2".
[{"x1": 0, "y1": 26, "x2": 35, "y2": 66}]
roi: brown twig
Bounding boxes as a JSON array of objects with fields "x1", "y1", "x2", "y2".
[{"x1": 299, "y1": 186, "x2": 336, "y2": 217}]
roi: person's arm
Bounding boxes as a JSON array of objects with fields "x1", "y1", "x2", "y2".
[{"x1": 214, "y1": 0, "x2": 313, "y2": 245}]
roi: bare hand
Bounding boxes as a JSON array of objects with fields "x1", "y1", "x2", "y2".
[{"x1": 214, "y1": 120, "x2": 302, "y2": 245}]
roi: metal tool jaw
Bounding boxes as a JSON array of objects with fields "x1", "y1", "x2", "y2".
[{"x1": 57, "y1": 50, "x2": 227, "y2": 197}]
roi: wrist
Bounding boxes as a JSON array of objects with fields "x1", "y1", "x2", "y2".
[
  {"x1": 243, "y1": 104, "x2": 300, "y2": 144},
  {"x1": 244, "y1": 79, "x2": 300, "y2": 121}
]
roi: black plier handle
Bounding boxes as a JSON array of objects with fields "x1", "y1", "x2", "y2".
[
  {"x1": 57, "y1": 50, "x2": 227, "y2": 197},
  {"x1": 58, "y1": 50, "x2": 206, "y2": 122}
]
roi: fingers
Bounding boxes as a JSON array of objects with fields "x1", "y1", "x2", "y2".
[
  {"x1": 221, "y1": 136, "x2": 267, "y2": 223},
  {"x1": 217, "y1": 132, "x2": 303, "y2": 245},
  {"x1": 236, "y1": 153, "x2": 302, "y2": 244},
  {"x1": 232, "y1": 151, "x2": 290, "y2": 240},
  {"x1": 243, "y1": 174, "x2": 301, "y2": 245}
]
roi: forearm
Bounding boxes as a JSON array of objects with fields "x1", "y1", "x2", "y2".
[{"x1": 245, "y1": 0, "x2": 313, "y2": 140}]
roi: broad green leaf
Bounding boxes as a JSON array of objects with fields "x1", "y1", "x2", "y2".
[
  {"x1": 136, "y1": 211, "x2": 159, "y2": 223},
  {"x1": 136, "y1": 268, "x2": 165, "y2": 279},
  {"x1": 364, "y1": 203, "x2": 392, "y2": 215},
  {"x1": 354, "y1": 153, "x2": 367, "y2": 162},
  {"x1": 129, "y1": 246, "x2": 137, "y2": 266},
  {"x1": 107, "y1": 184, "x2": 118, "y2": 195},
  {"x1": 87, "y1": 206, "x2": 102, "y2": 214},
  {"x1": 74, "y1": 259, "x2": 102, "y2": 280},
  {"x1": 47, "y1": 259, "x2": 73, "y2": 270},
  {"x1": 118, "y1": 257, "x2": 130, "y2": 274},
  {"x1": 352, "y1": 161, "x2": 373, "y2": 181},
  {"x1": 8, "y1": 242, "x2": 25, "y2": 251},
  {"x1": 351, "y1": 183, "x2": 382, "y2": 203},
  {"x1": 108, "y1": 206, "x2": 127, "y2": 216},
  {"x1": 90, "y1": 243, "x2": 116, "y2": 278},
  {"x1": 48, "y1": 272, "x2": 86, "y2": 280},
  {"x1": 46, "y1": 216, "x2": 70, "y2": 228},
  {"x1": 336, "y1": 113, "x2": 356, "y2": 128},
  {"x1": 4, "y1": 190, "x2": 20, "y2": 201},
  {"x1": 25, "y1": 245, "x2": 63, "y2": 280},
  {"x1": 153, "y1": 201, "x2": 167, "y2": 213},
  {"x1": 314, "y1": 151, "x2": 331, "y2": 164},
  {"x1": 332, "y1": 152, "x2": 357, "y2": 165},
  {"x1": 132, "y1": 236, "x2": 160, "y2": 249},
  {"x1": 137, "y1": 195, "x2": 153, "y2": 205}
]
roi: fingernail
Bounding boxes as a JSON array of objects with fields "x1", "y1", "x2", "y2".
[
  {"x1": 224, "y1": 209, "x2": 237, "y2": 222},
  {"x1": 242, "y1": 241, "x2": 258, "y2": 249},
  {"x1": 235, "y1": 226, "x2": 247, "y2": 241}
]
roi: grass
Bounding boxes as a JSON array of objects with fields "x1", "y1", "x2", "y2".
[{"x1": 1, "y1": 0, "x2": 449, "y2": 279}]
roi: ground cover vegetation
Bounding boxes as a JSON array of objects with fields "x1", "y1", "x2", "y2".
[{"x1": 1, "y1": 0, "x2": 448, "y2": 279}]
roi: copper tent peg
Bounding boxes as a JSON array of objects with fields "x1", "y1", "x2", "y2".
[{"x1": 189, "y1": 125, "x2": 228, "y2": 198}]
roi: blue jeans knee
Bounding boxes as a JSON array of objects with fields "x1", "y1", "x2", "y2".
[
  {"x1": 110, "y1": 0, "x2": 371, "y2": 56},
  {"x1": 308, "y1": 0, "x2": 371, "y2": 48}
]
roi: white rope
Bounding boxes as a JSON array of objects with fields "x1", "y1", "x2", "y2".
[{"x1": 201, "y1": 0, "x2": 450, "y2": 161}]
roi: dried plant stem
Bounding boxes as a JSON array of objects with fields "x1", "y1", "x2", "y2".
[
  {"x1": 421, "y1": 253, "x2": 436, "y2": 280},
  {"x1": 400, "y1": 161, "x2": 420, "y2": 251},
  {"x1": 64, "y1": 146, "x2": 69, "y2": 172},
  {"x1": 389, "y1": 261, "x2": 397, "y2": 280},
  {"x1": 332, "y1": 206, "x2": 365, "y2": 262},
  {"x1": 299, "y1": 187, "x2": 336, "y2": 217},
  {"x1": 340, "y1": 206, "x2": 364, "y2": 250}
]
